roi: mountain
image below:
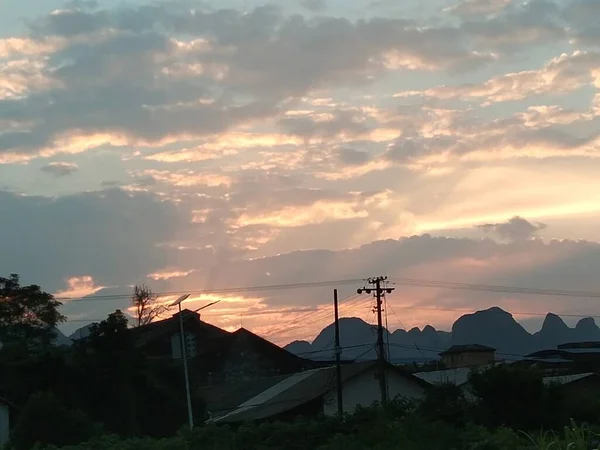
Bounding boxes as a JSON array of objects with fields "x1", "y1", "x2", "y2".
[
  {"x1": 53, "y1": 328, "x2": 73, "y2": 346},
  {"x1": 452, "y1": 307, "x2": 534, "y2": 355},
  {"x1": 284, "y1": 317, "x2": 451, "y2": 363},
  {"x1": 68, "y1": 324, "x2": 96, "y2": 341},
  {"x1": 532, "y1": 313, "x2": 572, "y2": 350},
  {"x1": 285, "y1": 307, "x2": 600, "y2": 362}
]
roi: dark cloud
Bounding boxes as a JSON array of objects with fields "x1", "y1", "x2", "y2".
[
  {"x1": 462, "y1": 0, "x2": 566, "y2": 51},
  {"x1": 278, "y1": 109, "x2": 371, "y2": 139},
  {"x1": 561, "y1": 0, "x2": 600, "y2": 46},
  {"x1": 1, "y1": 3, "x2": 509, "y2": 156},
  {"x1": 336, "y1": 147, "x2": 371, "y2": 165},
  {"x1": 477, "y1": 216, "x2": 547, "y2": 242},
  {"x1": 383, "y1": 136, "x2": 454, "y2": 164},
  {"x1": 0, "y1": 188, "x2": 189, "y2": 292},
  {"x1": 299, "y1": 0, "x2": 327, "y2": 12},
  {"x1": 40, "y1": 162, "x2": 79, "y2": 177},
  {"x1": 448, "y1": 0, "x2": 511, "y2": 17}
]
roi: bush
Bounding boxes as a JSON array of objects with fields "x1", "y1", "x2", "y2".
[{"x1": 10, "y1": 391, "x2": 102, "y2": 450}]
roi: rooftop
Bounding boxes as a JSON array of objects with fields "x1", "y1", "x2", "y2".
[
  {"x1": 212, "y1": 361, "x2": 425, "y2": 423},
  {"x1": 543, "y1": 373, "x2": 598, "y2": 386},
  {"x1": 129, "y1": 309, "x2": 229, "y2": 348}
]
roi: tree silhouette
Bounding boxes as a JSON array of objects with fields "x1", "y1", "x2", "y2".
[
  {"x1": 131, "y1": 284, "x2": 169, "y2": 327},
  {"x1": 0, "y1": 274, "x2": 65, "y2": 346}
]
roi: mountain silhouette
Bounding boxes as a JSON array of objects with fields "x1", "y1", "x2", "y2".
[
  {"x1": 285, "y1": 307, "x2": 600, "y2": 362},
  {"x1": 286, "y1": 317, "x2": 451, "y2": 363}
]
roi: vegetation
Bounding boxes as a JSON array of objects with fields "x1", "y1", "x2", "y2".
[
  {"x1": 0, "y1": 274, "x2": 65, "y2": 346},
  {"x1": 3, "y1": 274, "x2": 600, "y2": 449},
  {"x1": 131, "y1": 284, "x2": 170, "y2": 327},
  {"x1": 35, "y1": 409, "x2": 600, "y2": 450}
]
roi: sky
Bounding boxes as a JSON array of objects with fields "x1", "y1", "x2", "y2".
[{"x1": 1, "y1": 0, "x2": 600, "y2": 345}]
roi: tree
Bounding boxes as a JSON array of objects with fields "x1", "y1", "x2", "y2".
[
  {"x1": 0, "y1": 274, "x2": 65, "y2": 346},
  {"x1": 131, "y1": 284, "x2": 169, "y2": 327},
  {"x1": 87, "y1": 309, "x2": 131, "y2": 353},
  {"x1": 469, "y1": 364, "x2": 564, "y2": 430}
]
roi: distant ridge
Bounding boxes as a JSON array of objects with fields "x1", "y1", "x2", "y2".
[{"x1": 284, "y1": 307, "x2": 600, "y2": 362}]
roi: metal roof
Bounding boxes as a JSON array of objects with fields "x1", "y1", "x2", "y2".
[
  {"x1": 414, "y1": 361, "x2": 517, "y2": 386},
  {"x1": 543, "y1": 373, "x2": 598, "y2": 386},
  {"x1": 414, "y1": 368, "x2": 472, "y2": 386},
  {"x1": 212, "y1": 361, "x2": 425, "y2": 423}
]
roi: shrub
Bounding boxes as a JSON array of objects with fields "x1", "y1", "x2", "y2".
[{"x1": 10, "y1": 391, "x2": 102, "y2": 450}]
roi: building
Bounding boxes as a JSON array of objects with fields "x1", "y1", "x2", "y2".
[
  {"x1": 440, "y1": 344, "x2": 496, "y2": 369},
  {"x1": 194, "y1": 328, "x2": 323, "y2": 385},
  {"x1": 130, "y1": 310, "x2": 323, "y2": 384},
  {"x1": 0, "y1": 396, "x2": 14, "y2": 447},
  {"x1": 209, "y1": 361, "x2": 428, "y2": 423},
  {"x1": 525, "y1": 342, "x2": 600, "y2": 373},
  {"x1": 414, "y1": 367, "x2": 478, "y2": 400},
  {"x1": 130, "y1": 309, "x2": 229, "y2": 360},
  {"x1": 414, "y1": 365, "x2": 599, "y2": 404}
]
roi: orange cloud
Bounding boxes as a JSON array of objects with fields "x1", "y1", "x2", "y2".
[
  {"x1": 54, "y1": 276, "x2": 104, "y2": 300},
  {"x1": 235, "y1": 200, "x2": 369, "y2": 228}
]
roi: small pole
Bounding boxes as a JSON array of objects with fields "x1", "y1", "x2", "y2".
[
  {"x1": 334, "y1": 289, "x2": 344, "y2": 416},
  {"x1": 178, "y1": 303, "x2": 194, "y2": 429}
]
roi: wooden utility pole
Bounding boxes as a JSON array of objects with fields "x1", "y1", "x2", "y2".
[
  {"x1": 358, "y1": 276, "x2": 394, "y2": 405},
  {"x1": 333, "y1": 289, "x2": 344, "y2": 416}
]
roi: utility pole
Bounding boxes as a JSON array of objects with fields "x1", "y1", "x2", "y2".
[
  {"x1": 333, "y1": 289, "x2": 344, "y2": 416},
  {"x1": 358, "y1": 276, "x2": 394, "y2": 405},
  {"x1": 171, "y1": 294, "x2": 194, "y2": 430}
]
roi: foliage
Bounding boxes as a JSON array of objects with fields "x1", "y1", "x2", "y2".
[
  {"x1": 10, "y1": 391, "x2": 102, "y2": 450},
  {"x1": 131, "y1": 284, "x2": 170, "y2": 327},
  {"x1": 37, "y1": 417, "x2": 600, "y2": 450},
  {"x1": 0, "y1": 274, "x2": 65, "y2": 346},
  {"x1": 469, "y1": 364, "x2": 564, "y2": 431},
  {"x1": 418, "y1": 381, "x2": 470, "y2": 424}
]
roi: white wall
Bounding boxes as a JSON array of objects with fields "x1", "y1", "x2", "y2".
[
  {"x1": 322, "y1": 368, "x2": 425, "y2": 416},
  {"x1": 0, "y1": 403, "x2": 9, "y2": 447}
]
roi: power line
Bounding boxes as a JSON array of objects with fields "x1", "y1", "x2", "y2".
[
  {"x1": 54, "y1": 278, "x2": 367, "y2": 301},
  {"x1": 57, "y1": 276, "x2": 600, "y2": 306},
  {"x1": 390, "y1": 304, "x2": 600, "y2": 320},
  {"x1": 390, "y1": 277, "x2": 600, "y2": 299},
  {"x1": 262, "y1": 293, "x2": 368, "y2": 339}
]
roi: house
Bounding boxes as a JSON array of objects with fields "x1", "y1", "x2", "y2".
[
  {"x1": 525, "y1": 342, "x2": 600, "y2": 373},
  {"x1": 210, "y1": 360, "x2": 428, "y2": 423},
  {"x1": 130, "y1": 309, "x2": 229, "y2": 360},
  {"x1": 129, "y1": 311, "x2": 323, "y2": 384},
  {"x1": 440, "y1": 344, "x2": 496, "y2": 369},
  {"x1": 0, "y1": 396, "x2": 16, "y2": 447},
  {"x1": 194, "y1": 328, "x2": 323, "y2": 385},
  {"x1": 415, "y1": 365, "x2": 600, "y2": 404},
  {"x1": 414, "y1": 367, "x2": 477, "y2": 400}
]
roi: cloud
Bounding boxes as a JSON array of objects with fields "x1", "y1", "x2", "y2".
[
  {"x1": 336, "y1": 147, "x2": 371, "y2": 165},
  {"x1": 299, "y1": 0, "x2": 327, "y2": 11},
  {"x1": 461, "y1": 0, "x2": 566, "y2": 51},
  {"x1": 54, "y1": 275, "x2": 104, "y2": 299},
  {"x1": 139, "y1": 232, "x2": 600, "y2": 344},
  {"x1": 398, "y1": 51, "x2": 600, "y2": 105},
  {"x1": 40, "y1": 161, "x2": 79, "y2": 177},
  {"x1": 477, "y1": 216, "x2": 547, "y2": 242},
  {"x1": 0, "y1": 188, "x2": 189, "y2": 292},
  {"x1": 447, "y1": 0, "x2": 512, "y2": 17},
  {"x1": 0, "y1": 3, "x2": 507, "y2": 158}
]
